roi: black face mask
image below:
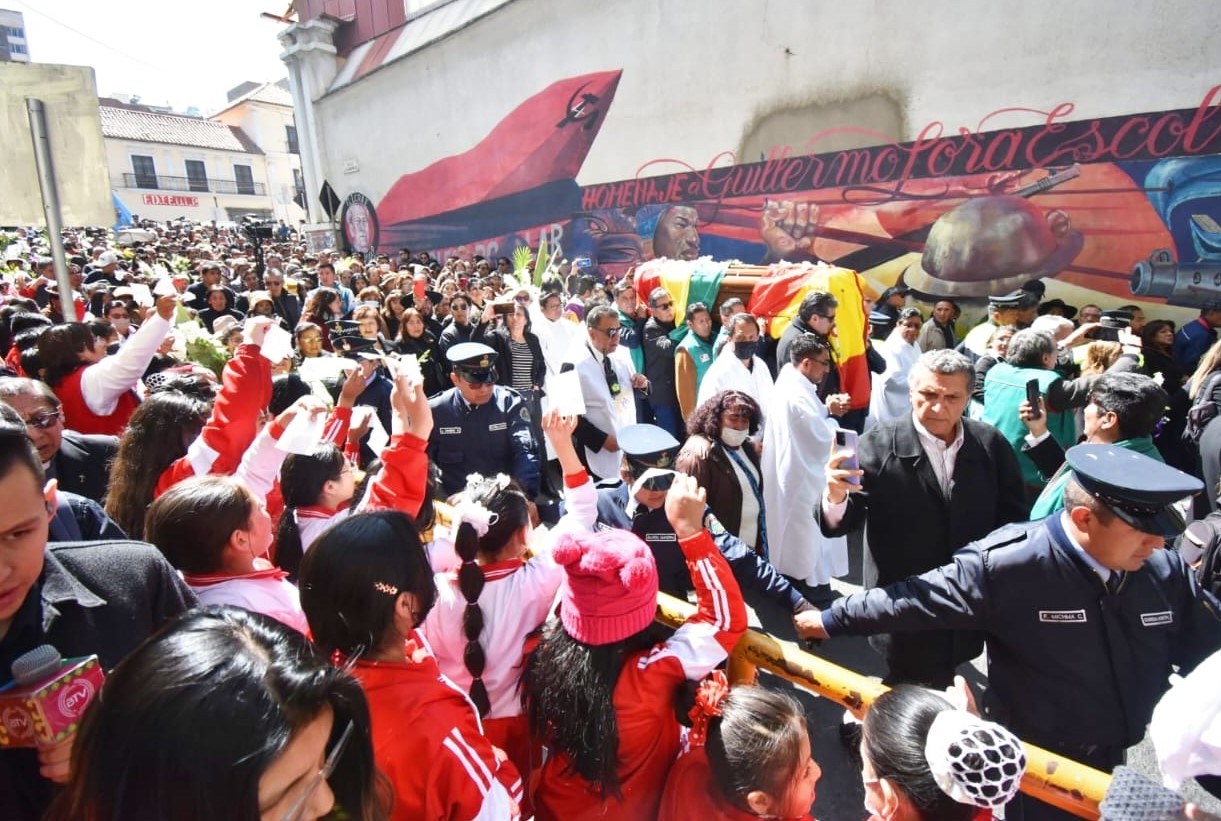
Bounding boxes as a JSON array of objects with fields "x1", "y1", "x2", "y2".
[{"x1": 735, "y1": 339, "x2": 759, "y2": 360}]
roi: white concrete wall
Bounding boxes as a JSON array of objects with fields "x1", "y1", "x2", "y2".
[{"x1": 311, "y1": 0, "x2": 1221, "y2": 205}]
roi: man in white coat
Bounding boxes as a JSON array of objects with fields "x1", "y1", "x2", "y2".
[
  {"x1": 763, "y1": 334, "x2": 847, "y2": 599},
  {"x1": 697, "y1": 312, "x2": 774, "y2": 424},
  {"x1": 869, "y1": 307, "x2": 923, "y2": 425},
  {"x1": 561, "y1": 303, "x2": 645, "y2": 480}
]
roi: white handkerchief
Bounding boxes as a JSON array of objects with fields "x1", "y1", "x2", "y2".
[
  {"x1": 549, "y1": 369, "x2": 586, "y2": 417},
  {"x1": 364, "y1": 406, "x2": 390, "y2": 455},
  {"x1": 259, "y1": 324, "x2": 294, "y2": 363},
  {"x1": 275, "y1": 410, "x2": 328, "y2": 455}
]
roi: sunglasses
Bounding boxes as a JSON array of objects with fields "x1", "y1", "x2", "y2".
[
  {"x1": 653, "y1": 302, "x2": 674, "y2": 311},
  {"x1": 458, "y1": 370, "x2": 496, "y2": 385},
  {"x1": 596, "y1": 326, "x2": 623, "y2": 338},
  {"x1": 24, "y1": 410, "x2": 62, "y2": 430}
]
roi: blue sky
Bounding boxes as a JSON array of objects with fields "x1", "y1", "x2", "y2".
[{"x1": 10, "y1": 0, "x2": 290, "y2": 113}]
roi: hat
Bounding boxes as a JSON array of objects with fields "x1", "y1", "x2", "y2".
[
  {"x1": 97, "y1": 251, "x2": 119, "y2": 267},
  {"x1": 1020, "y1": 279, "x2": 1047, "y2": 299},
  {"x1": 246, "y1": 290, "x2": 273, "y2": 308},
  {"x1": 553, "y1": 528, "x2": 659, "y2": 646},
  {"x1": 448, "y1": 342, "x2": 498, "y2": 383},
  {"x1": 619, "y1": 424, "x2": 680, "y2": 485},
  {"x1": 1099, "y1": 310, "x2": 1133, "y2": 330},
  {"x1": 1066, "y1": 444, "x2": 1202, "y2": 536},
  {"x1": 988, "y1": 290, "x2": 1039, "y2": 311},
  {"x1": 325, "y1": 319, "x2": 361, "y2": 336},
  {"x1": 1037, "y1": 298, "x2": 1078, "y2": 319},
  {"x1": 212, "y1": 315, "x2": 240, "y2": 337},
  {"x1": 330, "y1": 333, "x2": 378, "y2": 356},
  {"x1": 112, "y1": 286, "x2": 134, "y2": 299}
]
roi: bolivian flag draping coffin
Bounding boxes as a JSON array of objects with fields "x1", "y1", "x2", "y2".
[{"x1": 632, "y1": 258, "x2": 870, "y2": 412}]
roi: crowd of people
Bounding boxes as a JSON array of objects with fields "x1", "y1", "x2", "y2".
[{"x1": 0, "y1": 219, "x2": 1219, "y2": 821}]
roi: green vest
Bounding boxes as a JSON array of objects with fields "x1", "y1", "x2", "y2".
[
  {"x1": 677, "y1": 331, "x2": 716, "y2": 392},
  {"x1": 982, "y1": 361, "x2": 1077, "y2": 487},
  {"x1": 1029, "y1": 436, "x2": 1162, "y2": 519}
]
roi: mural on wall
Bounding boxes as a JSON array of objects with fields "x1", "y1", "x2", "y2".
[{"x1": 361, "y1": 72, "x2": 1221, "y2": 315}]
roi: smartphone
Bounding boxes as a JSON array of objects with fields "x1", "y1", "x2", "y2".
[
  {"x1": 492, "y1": 302, "x2": 514, "y2": 317},
  {"x1": 834, "y1": 428, "x2": 861, "y2": 486},
  {"x1": 1025, "y1": 379, "x2": 1043, "y2": 419}
]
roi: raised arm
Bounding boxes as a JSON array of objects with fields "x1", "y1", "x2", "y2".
[{"x1": 80, "y1": 295, "x2": 174, "y2": 414}]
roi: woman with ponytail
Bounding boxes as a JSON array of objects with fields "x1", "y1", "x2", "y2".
[
  {"x1": 660, "y1": 676, "x2": 821, "y2": 820},
  {"x1": 420, "y1": 411, "x2": 596, "y2": 810}
]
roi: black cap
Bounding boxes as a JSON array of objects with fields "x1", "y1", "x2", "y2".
[
  {"x1": 330, "y1": 333, "x2": 379, "y2": 356},
  {"x1": 989, "y1": 290, "x2": 1039, "y2": 310},
  {"x1": 1020, "y1": 279, "x2": 1047, "y2": 298},
  {"x1": 619, "y1": 423, "x2": 680, "y2": 478},
  {"x1": 1037, "y1": 298, "x2": 1078, "y2": 319},
  {"x1": 403, "y1": 290, "x2": 443, "y2": 308},
  {"x1": 1099, "y1": 310, "x2": 1133, "y2": 330},
  {"x1": 326, "y1": 319, "x2": 361, "y2": 336},
  {"x1": 1066, "y1": 444, "x2": 1202, "y2": 536},
  {"x1": 448, "y1": 342, "x2": 498, "y2": 383}
]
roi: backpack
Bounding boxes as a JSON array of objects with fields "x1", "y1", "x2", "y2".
[
  {"x1": 1177, "y1": 512, "x2": 1221, "y2": 600},
  {"x1": 1182, "y1": 372, "x2": 1221, "y2": 446}
]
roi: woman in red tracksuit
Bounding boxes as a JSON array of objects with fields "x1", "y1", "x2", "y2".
[{"x1": 525, "y1": 474, "x2": 747, "y2": 821}]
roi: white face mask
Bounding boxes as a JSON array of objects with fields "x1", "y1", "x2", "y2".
[{"x1": 720, "y1": 427, "x2": 749, "y2": 448}]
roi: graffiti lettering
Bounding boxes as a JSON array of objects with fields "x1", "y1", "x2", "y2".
[{"x1": 577, "y1": 86, "x2": 1221, "y2": 212}]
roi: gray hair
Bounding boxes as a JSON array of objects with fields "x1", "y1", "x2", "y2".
[
  {"x1": 911, "y1": 349, "x2": 973, "y2": 381},
  {"x1": 0, "y1": 376, "x2": 59, "y2": 408},
  {"x1": 585, "y1": 302, "x2": 618, "y2": 329},
  {"x1": 1005, "y1": 329, "x2": 1056, "y2": 368},
  {"x1": 1030, "y1": 315, "x2": 1074, "y2": 338}
]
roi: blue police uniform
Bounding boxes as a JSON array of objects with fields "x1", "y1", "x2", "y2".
[
  {"x1": 820, "y1": 446, "x2": 1221, "y2": 821},
  {"x1": 428, "y1": 343, "x2": 540, "y2": 498}
]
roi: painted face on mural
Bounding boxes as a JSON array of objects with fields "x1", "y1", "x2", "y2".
[
  {"x1": 653, "y1": 205, "x2": 700, "y2": 261},
  {"x1": 345, "y1": 203, "x2": 373, "y2": 253}
]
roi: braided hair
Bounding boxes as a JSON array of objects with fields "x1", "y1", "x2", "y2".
[{"x1": 451, "y1": 474, "x2": 530, "y2": 717}]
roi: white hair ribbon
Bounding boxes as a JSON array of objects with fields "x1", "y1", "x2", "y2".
[{"x1": 454, "y1": 499, "x2": 498, "y2": 538}]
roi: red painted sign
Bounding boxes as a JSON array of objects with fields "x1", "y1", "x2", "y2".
[{"x1": 141, "y1": 194, "x2": 199, "y2": 207}]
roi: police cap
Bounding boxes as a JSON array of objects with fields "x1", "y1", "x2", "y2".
[
  {"x1": 326, "y1": 319, "x2": 361, "y2": 336},
  {"x1": 331, "y1": 333, "x2": 379, "y2": 356},
  {"x1": 619, "y1": 424, "x2": 680, "y2": 472},
  {"x1": 1065, "y1": 444, "x2": 1203, "y2": 536},
  {"x1": 448, "y1": 342, "x2": 498, "y2": 383},
  {"x1": 1098, "y1": 310, "x2": 1133, "y2": 330},
  {"x1": 989, "y1": 290, "x2": 1039, "y2": 311}
]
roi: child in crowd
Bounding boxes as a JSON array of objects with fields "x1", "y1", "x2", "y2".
[
  {"x1": 525, "y1": 474, "x2": 747, "y2": 820},
  {"x1": 659, "y1": 677, "x2": 821, "y2": 820},
  {"x1": 299, "y1": 510, "x2": 522, "y2": 820},
  {"x1": 421, "y1": 411, "x2": 595, "y2": 811}
]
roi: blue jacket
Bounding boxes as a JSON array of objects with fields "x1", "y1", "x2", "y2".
[
  {"x1": 428, "y1": 385, "x2": 539, "y2": 497},
  {"x1": 1174, "y1": 316, "x2": 1218, "y2": 372},
  {"x1": 595, "y1": 482, "x2": 806, "y2": 613},
  {"x1": 825, "y1": 514, "x2": 1221, "y2": 764}
]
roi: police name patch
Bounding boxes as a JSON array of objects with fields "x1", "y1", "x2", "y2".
[
  {"x1": 439, "y1": 426, "x2": 462, "y2": 435},
  {"x1": 1140, "y1": 611, "x2": 1173, "y2": 626},
  {"x1": 1038, "y1": 609, "x2": 1087, "y2": 623},
  {"x1": 488, "y1": 422, "x2": 508, "y2": 431}
]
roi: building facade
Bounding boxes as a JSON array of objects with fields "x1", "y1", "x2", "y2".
[
  {"x1": 101, "y1": 100, "x2": 277, "y2": 224},
  {"x1": 210, "y1": 80, "x2": 307, "y2": 225},
  {"x1": 0, "y1": 8, "x2": 28, "y2": 62},
  {"x1": 279, "y1": 0, "x2": 1221, "y2": 323}
]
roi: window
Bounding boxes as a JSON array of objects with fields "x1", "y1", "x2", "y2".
[
  {"x1": 285, "y1": 125, "x2": 299, "y2": 154},
  {"x1": 131, "y1": 155, "x2": 157, "y2": 189},
  {"x1": 233, "y1": 164, "x2": 255, "y2": 195},
  {"x1": 185, "y1": 160, "x2": 209, "y2": 192}
]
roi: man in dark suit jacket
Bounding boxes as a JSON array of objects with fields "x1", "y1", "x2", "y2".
[
  {"x1": 806, "y1": 348, "x2": 1027, "y2": 688},
  {"x1": 0, "y1": 377, "x2": 118, "y2": 504},
  {"x1": 263, "y1": 270, "x2": 302, "y2": 328}
]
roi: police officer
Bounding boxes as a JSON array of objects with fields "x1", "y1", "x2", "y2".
[
  {"x1": 428, "y1": 342, "x2": 539, "y2": 498},
  {"x1": 959, "y1": 289, "x2": 1040, "y2": 359},
  {"x1": 798, "y1": 445, "x2": 1221, "y2": 820},
  {"x1": 595, "y1": 424, "x2": 815, "y2": 620}
]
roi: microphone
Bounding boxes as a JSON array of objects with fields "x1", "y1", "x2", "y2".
[{"x1": 0, "y1": 644, "x2": 105, "y2": 748}]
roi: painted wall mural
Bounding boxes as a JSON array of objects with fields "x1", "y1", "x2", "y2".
[{"x1": 350, "y1": 73, "x2": 1221, "y2": 314}]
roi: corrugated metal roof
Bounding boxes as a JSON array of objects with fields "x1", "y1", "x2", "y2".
[{"x1": 99, "y1": 105, "x2": 264, "y2": 154}]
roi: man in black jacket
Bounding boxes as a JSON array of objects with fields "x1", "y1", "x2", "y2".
[
  {"x1": 775, "y1": 290, "x2": 857, "y2": 428},
  {"x1": 262, "y1": 270, "x2": 301, "y2": 328},
  {"x1": 642, "y1": 287, "x2": 682, "y2": 438},
  {"x1": 0, "y1": 411, "x2": 195, "y2": 821},
  {"x1": 799, "y1": 445, "x2": 1221, "y2": 821},
  {"x1": 809, "y1": 349, "x2": 1027, "y2": 688},
  {"x1": 0, "y1": 377, "x2": 117, "y2": 504}
]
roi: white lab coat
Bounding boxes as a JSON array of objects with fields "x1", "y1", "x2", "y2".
[
  {"x1": 869, "y1": 330, "x2": 921, "y2": 425},
  {"x1": 762, "y1": 364, "x2": 847, "y2": 585}
]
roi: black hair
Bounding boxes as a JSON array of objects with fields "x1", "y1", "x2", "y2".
[
  {"x1": 525, "y1": 619, "x2": 670, "y2": 799},
  {"x1": 37, "y1": 323, "x2": 98, "y2": 387},
  {"x1": 726, "y1": 311, "x2": 760, "y2": 337},
  {"x1": 862, "y1": 686, "x2": 973, "y2": 821},
  {"x1": 105, "y1": 391, "x2": 213, "y2": 540},
  {"x1": 0, "y1": 403, "x2": 45, "y2": 486},
  {"x1": 275, "y1": 445, "x2": 347, "y2": 579},
  {"x1": 145, "y1": 476, "x2": 255, "y2": 575},
  {"x1": 299, "y1": 511, "x2": 437, "y2": 659},
  {"x1": 706, "y1": 685, "x2": 810, "y2": 811},
  {"x1": 1088, "y1": 372, "x2": 1167, "y2": 440},
  {"x1": 270, "y1": 373, "x2": 312, "y2": 415},
  {"x1": 451, "y1": 476, "x2": 531, "y2": 716},
  {"x1": 8, "y1": 311, "x2": 52, "y2": 335},
  {"x1": 797, "y1": 290, "x2": 838, "y2": 323},
  {"x1": 897, "y1": 307, "x2": 923, "y2": 324},
  {"x1": 686, "y1": 389, "x2": 761, "y2": 439},
  {"x1": 49, "y1": 606, "x2": 389, "y2": 821},
  {"x1": 789, "y1": 333, "x2": 830, "y2": 365},
  {"x1": 685, "y1": 301, "x2": 711, "y2": 321}
]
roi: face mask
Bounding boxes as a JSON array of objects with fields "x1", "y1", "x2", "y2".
[
  {"x1": 720, "y1": 427, "x2": 749, "y2": 448},
  {"x1": 734, "y1": 339, "x2": 759, "y2": 360}
]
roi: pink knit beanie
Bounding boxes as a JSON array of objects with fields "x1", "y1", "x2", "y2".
[{"x1": 553, "y1": 529, "x2": 660, "y2": 646}]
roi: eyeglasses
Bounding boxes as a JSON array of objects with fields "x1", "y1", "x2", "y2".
[
  {"x1": 277, "y1": 720, "x2": 355, "y2": 821},
  {"x1": 653, "y1": 302, "x2": 674, "y2": 311},
  {"x1": 596, "y1": 326, "x2": 623, "y2": 338},
  {"x1": 514, "y1": 295, "x2": 531, "y2": 304},
  {"x1": 24, "y1": 410, "x2": 62, "y2": 430}
]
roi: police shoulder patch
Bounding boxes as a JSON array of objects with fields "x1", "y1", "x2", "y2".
[
  {"x1": 703, "y1": 512, "x2": 727, "y2": 536},
  {"x1": 519, "y1": 405, "x2": 531, "y2": 424}
]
